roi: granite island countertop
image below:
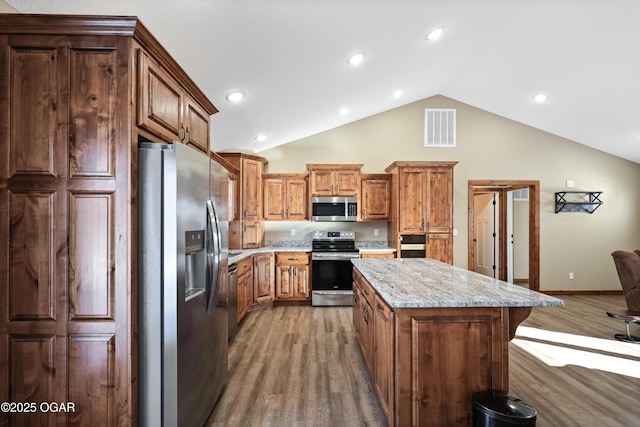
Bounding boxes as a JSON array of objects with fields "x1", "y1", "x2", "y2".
[{"x1": 352, "y1": 258, "x2": 564, "y2": 309}]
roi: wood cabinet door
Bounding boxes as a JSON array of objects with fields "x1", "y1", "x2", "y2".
[
  {"x1": 352, "y1": 286, "x2": 362, "y2": 337},
  {"x1": 241, "y1": 158, "x2": 262, "y2": 221},
  {"x1": 137, "y1": 49, "x2": 184, "y2": 142},
  {"x1": 398, "y1": 168, "x2": 426, "y2": 233},
  {"x1": 425, "y1": 167, "x2": 453, "y2": 233},
  {"x1": 183, "y1": 94, "x2": 209, "y2": 153},
  {"x1": 2, "y1": 36, "x2": 129, "y2": 427},
  {"x1": 334, "y1": 170, "x2": 359, "y2": 196},
  {"x1": 238, "y1": 271, "x2": 253, "y2": 321},
  {"x1": 275, "y1": 265, "x2": 293, "y2": 299},
  {"x1": 309, "y1": 169, "x2": 334, "y2": 196},
  {"x1": 286, "y1": 178, "x2": 308, "y2": 220},
  {"x1": 263, "y1": 178, "x2": 286, "y2": 220},
  {"x1": 426, "y1": 233, "x2": 453, "y2": 264},
  {"x1": 292, "y1": 265, "x2": 310, "y2": 300},
  {"x1": 253, "y1": 253, "x2": 274, "y2": 304},
  {"x1": 242, "y1": 221, "x2": 263, "y2": 248},
  {"x1": 374, "y1": 294, "x2": 395, "y2": 425},
  {"x1": 361, "y1": 177, "x2": 391, "y2": 221}
]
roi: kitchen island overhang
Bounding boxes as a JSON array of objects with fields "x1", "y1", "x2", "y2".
[{"x1": 351, "y1": 258, "x2": 564, "y2": 427}]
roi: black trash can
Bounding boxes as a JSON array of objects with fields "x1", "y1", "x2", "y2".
[{"x1": 473, "y1": 390, "x2": 537, "y2": 426}]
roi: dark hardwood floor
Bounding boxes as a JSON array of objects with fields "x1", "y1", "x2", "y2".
[{"x1": 207, "y1": 295, "x2": 640, "y2": 426}]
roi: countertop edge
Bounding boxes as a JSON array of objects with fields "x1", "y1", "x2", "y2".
[{"x1": 352, "y1": 259, "x2": 565, "y2": 309}]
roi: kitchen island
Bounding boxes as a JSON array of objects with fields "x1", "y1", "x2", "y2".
[{"x1": 351, "y1": 258, "x2": 564, "y2": 427}]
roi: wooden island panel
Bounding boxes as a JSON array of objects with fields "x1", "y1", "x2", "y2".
[{"x1": 395, "y1": 307, "x2": 508, "y2": 426}]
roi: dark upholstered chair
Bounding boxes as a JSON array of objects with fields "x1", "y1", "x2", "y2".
[{"x1": 606, "y1": 250, "x2": 640, "y2": 342}]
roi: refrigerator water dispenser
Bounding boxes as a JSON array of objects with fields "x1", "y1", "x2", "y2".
[{"x1": 184, "y1": 230, "x2": 206, "y2": 301}]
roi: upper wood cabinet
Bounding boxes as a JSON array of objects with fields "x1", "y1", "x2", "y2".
[
  {"x1": 385, "y1": 161, "x2": 457, "y2": 264},
  {"x1": 360, "y1": 174, "x2": 391, "y2": 221},
  {"x1": 0, "y1": 15, "x2": 218, "y2": 427},
  {"x1": 306, "y1": 164, "x2": 363, "y2": 196},
  {"x1": 263, "y1": 173, "x2": 308, "y2": 220},
  {"x1": 219, "y1": 153, "x2": 268, "y2": 221},
  {"x1": 183, "y1": 95, "x2": 210, "y2": 153},
  {"x1": 137, "y1": 49, "x2": 211, "y2": 153},
  {"x1": 386, "y1": 162, "x2": 456, "y2": 235},
  {"x1": 220, "y1": 153, "x2": 268, "y2": 249}
]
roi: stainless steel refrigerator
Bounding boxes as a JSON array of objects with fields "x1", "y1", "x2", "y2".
[{"x1": 138, "y1": 141, "x2": 229, "y2": 427}]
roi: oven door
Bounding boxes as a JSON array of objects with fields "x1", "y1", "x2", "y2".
[{"x1": 311, "y1": 257, "x2": 354, "y2": 291}]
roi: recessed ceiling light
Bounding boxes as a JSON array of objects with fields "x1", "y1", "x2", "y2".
[
  {"x1": 393, "y1": 90, "x2": 404, "y2": 99},
  {"x1": 533, "y1": 93, "x2": 548, "y2": 103},
  {"x1": 427, "y1": 26, "x2": 445, "y2": 41},
  {"x1": 347, "y1": 53, "x2": 365, "y2": 66},
  {"x1": 226, "y1": 91, "x2": 245, "y2": 103},
  {"x1": 338, "y1": 107, "x2": 350, "y2": 116},
  {"x1": 255, "y1": 133, "x2": 267, "y2": 142}
]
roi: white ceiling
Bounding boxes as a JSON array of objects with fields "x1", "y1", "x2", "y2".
[{"x1": 7, "y1": 0, "x2": 640, "y2": 163}]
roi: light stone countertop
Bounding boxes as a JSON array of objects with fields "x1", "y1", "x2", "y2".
[
  {"x1": 352, "y1": 258, "x2": 564, "y2": 309},
  {"x1": 228, "y1": 240, "x2": 395, "y2": 264},
  {"x1": 228, "y1": 244, "x2": 312, "y2": 265}
]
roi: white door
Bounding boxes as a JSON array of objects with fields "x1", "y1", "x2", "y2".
[{"x1": 474, "y1": 193, "x2": 498, "y2": 278}]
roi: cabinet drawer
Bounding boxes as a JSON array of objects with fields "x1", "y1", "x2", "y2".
[
  {"x1": 354, "y1": 268, "x2": 375, "y2": 308},
  {"x1": 360, "y1": 251, "x2": 395, "y2": 259},
  {"x1": 360, "y1": 277, "x2": 375, "y2": 308},
  {"x1": 275, "y1": 252, "x2": 310, "y2": 265},
  {"x1": 237, "y1": 256, "x2": 253, "y2": 277}
]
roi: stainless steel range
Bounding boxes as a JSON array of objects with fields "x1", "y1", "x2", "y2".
[{"x1": 311, "y1": 230, "x2": 359, "y2": 306}]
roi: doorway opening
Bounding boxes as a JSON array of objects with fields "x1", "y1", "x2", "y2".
[{"x1": 468, "y1": 180, "x2": 540, "y2": 291}]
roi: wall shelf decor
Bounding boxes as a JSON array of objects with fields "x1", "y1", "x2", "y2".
[{"x1": 554, "y1": 191, "x2": 603, "y2": 213}]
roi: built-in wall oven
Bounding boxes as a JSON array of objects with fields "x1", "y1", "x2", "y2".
[
  {"x1": 400, "y1": 234, "x2": 426, "y2": 258},
  {"x1": 311, "y1": 230, "x2": 359, "y2": 306}
]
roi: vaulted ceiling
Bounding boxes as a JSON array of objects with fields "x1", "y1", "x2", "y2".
[{"x1": 7, "y1": 0, "x2": 640, "y2": 163}]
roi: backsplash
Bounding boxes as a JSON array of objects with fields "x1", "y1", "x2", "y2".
[{"x1": 263, "y1": 221, "x2": 388, "y2": 242}]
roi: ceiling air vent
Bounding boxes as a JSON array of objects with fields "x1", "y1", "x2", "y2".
[{"x1": 424, "y1": 108, "x2": 456, "y2": 147}]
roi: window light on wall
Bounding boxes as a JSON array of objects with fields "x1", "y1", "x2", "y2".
[{"x1": 425, "y1": 108, "x2": 456, "y2": 147}]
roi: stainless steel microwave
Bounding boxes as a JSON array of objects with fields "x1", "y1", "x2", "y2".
[{"x1": 311, "y1": 196, "x2": 357, "y2": 222}]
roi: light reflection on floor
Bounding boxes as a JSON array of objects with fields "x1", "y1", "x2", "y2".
[{"x1": 512, "y1": 326, "x2": 640, "y2": 379}]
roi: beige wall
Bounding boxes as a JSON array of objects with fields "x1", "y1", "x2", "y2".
[
  {"x1": 259, "y1": 95, "x2": 640, "y2": 292},
  {"x1": 0, "y1": 1, "x2": 18, "y2": 12}
]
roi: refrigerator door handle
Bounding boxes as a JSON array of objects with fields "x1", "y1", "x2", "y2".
[{"x1": 206, "y1": 200, "x2": 222, "y2": 312}]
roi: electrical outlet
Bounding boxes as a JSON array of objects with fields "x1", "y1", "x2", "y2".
[
  {"x1": 569, "y1": 272, "x2": 574, "y2": 280},
  {"x1": 374, "y1": 229, "x2": 379, "y2": 236},
  {"x1": 291, "y1": 229, "x2": 296, "y2": 236}
]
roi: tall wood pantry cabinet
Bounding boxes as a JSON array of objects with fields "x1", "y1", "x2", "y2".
[
  {"x1": 0, "y1": 15, "x2": 220, "y2": 426},
  {"x1": 385, "y1": 161, "x2": 457, "y2": 264}
]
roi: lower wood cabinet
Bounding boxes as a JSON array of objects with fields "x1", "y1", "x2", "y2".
[
  {"x1": 253, "y1": 253, "x2": 275, "y2": 305},
  {"x1": 274, "y1": 252, "x2": 311, "y2": 301},
  {"x1": 237, "y1": 257, "x2": 254, "y2": 321}
]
